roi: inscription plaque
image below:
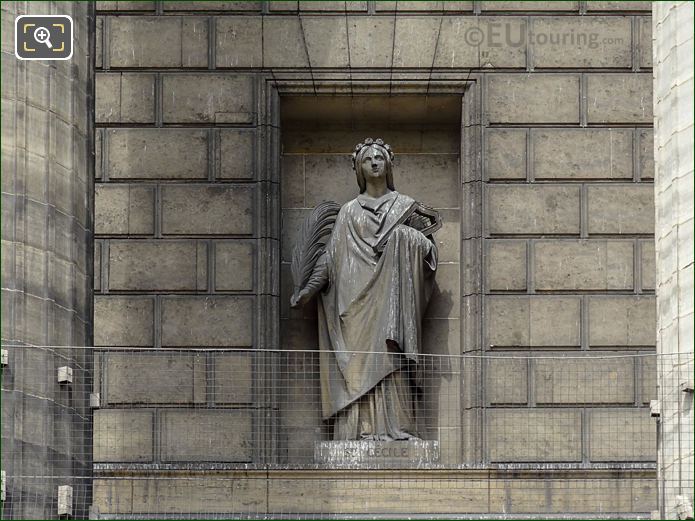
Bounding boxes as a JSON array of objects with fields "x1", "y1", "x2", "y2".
[{"x1": 314, "y1": 440, "x2": 440, "y2": 468}]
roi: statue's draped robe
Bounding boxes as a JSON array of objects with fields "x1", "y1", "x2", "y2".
[{"x1": 315, "y1": 191, "x2": 437, "y2": 440}]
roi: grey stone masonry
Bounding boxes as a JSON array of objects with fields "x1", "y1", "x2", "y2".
[
  {"x1": 653, "y1": 2, "x2": 694, "y2": 519},
  {"x1": 1, "y1": 2, "x2": 94, "y2": 519},
  {"x1": 91, "y1": 0, "x2": 657, "y2": 515}
]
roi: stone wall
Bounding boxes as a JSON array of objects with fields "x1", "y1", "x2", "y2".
[
  {"x1": 1, "y1": 1, "x2": 94, "y2": 518},
  {"x1": 92, "y1": 0, "x2": 657, "y2": 516},
  {"x1": 279, "y1": 96, "x2": 462, "y2": 462},
  {"x1": 484, "y1": 99, "x2": 656, "y2": 461},
  {"x1": 652, "y1": 2, "x2": 694, "y2": 519}
]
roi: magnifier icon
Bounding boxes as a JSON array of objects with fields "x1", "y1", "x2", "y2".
[{"x1": 33, "y1": 26, "x2": 53, "y2": 49}]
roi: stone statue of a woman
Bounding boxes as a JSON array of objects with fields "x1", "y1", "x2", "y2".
[{"x1": 291, "y1": 138, "x2": 440, "y2": 441}]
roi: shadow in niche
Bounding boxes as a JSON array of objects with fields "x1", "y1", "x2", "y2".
[{"x1": 278, "y1": 94, "x2": 462, "y2": 467}]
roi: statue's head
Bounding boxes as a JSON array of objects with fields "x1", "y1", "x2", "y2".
[{"x1": 351, "y1": 138, "x2": 395, "y2": 194}]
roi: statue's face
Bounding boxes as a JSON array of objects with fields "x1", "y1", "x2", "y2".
[{"x1": 360, "y1": 146, "x2": 387, "y2": 180}]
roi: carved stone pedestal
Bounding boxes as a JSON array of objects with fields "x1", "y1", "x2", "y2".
[{"x1": 314, "y1": 439, "x2": 440, "y2": 468}]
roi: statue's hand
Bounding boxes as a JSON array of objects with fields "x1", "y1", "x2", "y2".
[{"x1": 290, "y1": 287, "x2": 314, "y2": 308}]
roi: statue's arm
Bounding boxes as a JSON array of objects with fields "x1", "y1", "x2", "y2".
[
  {"x1": 290, "y1": 252, "x2": 329, "y2": 308},
  {"x1": 290, "y1": 201, "x2": 340, "y2": 308}
]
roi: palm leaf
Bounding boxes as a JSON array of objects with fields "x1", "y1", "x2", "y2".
[{"x1": 291, "y1": 201, "x2": 340, "y2": 294}]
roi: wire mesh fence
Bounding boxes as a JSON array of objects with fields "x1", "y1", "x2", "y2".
[{"x1": 0, "y1": 345, "x2": 692, "y2": 519}]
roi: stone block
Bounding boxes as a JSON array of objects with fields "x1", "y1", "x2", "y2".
[
  {"x1": 1, "y1": 242, "x2": 13, "y2": 293},
  {"x1": 587, "y1": 1, "x2": 652, "y2": 10},
  {"x1": 426, "y1": 263, "x2": 459, "y2": 319},
  {"x1": 107, "y1": 129, "x2": 208, "y2": 180},
  {"x1": 95, "y1": 184, "x2": 154, "y2": 235},
  {"x1": 548, "y1": 478, "x2": 655, "y2": 513},
  {"x1": 394, "y1": 154, "x2": 460, "y2": 209},
  {"x1": 304, "y1": 155, "x2": 356, "y2": 206},
  {"x1": 281, "y1": 155, "x2": 304, "y2": 208},
  {"x1": 281, "y1": 319, "x2": 319, "y2": 352},
  {"x1": 589, "y1": 408, "x2": 655, "y2": 461},
  {"x1": 162, "y1": 74, "x2": 254, "y2": 123},
  {"x1": 486, "y1": 296, "x2": 529, "y2": 347},
  {"x1": 487, "y1": 185, "x2": 580, "y2": 235},
  {"x1": 14, "y1": 292, "x2": 50, "y2": 346},
  {"x1": 93, "y1": 410, "x2": 153, "y2": 462},
  {"x1": 504, "y1": 479, "x2": 549, "y2": 513},
  {"x1": 94, "y1": 241, "x2": 102, "y2": 291},
  {"x1": 282, "y1": 209, "x2": 311, "y2": 263},
  {"x1": 49, "y1": 256, "x2": 74, "y2": 310},
  {"x1": 486, "y1": 296, "x2": 580, "y2": 347},
  {"x1": 529, "y1": 297, "x2": 581, "y2": 346},
  {"x1": 161, "y1": 296, "x2": 253, "y2": 346},
  {"x1": 588, "y1": 296, "x2": 656, "y2": 346},
  {"x1": 638, "y1": 129, "x2": 654, "y2": 179},
  {"x1": 393, "y1": 17, "x2": 442, "y2": 68},
  {"x1": 433, "y1": 210, "x2": 460, "y2": 263},
  {"x1": 267, "y1": 476, "x2": 502, "y2": 514},
  {"x1": 214, "y1": 241, "x2": 254, "y2": 291},
  {"x1": 640, "y1": 239, "x2": 655, "y2": 290},
  {"x1": 486, "y1": 240, "x2": 526, "y2": 291},
  {"x1": 96, "y1": 1, "x2": 155, "y2": 10},
  {"x1": 534, "y1": 240, "x2": 634, "y2": 290},
  {"x1": 163, "y1": 1, "x2": 261, "y2": 10},
  {"x1": 109, "y1": 16, "x2": 207, "y2": 67},
  {"x1": 215, "y1": 17, "x2": 262, "y2": 68},
  {"x1": 587, "y1": 184, "x2": 655, "y2": 234},
  {"x1": 130, "y1": 478, "x2": 265, "y2": 514},
  {"x1": 532, "y1": 128, "x2": 633, "y2": 180},
  {"x1": 481, "y1": 1, "x2": 577, "y2": 10},
  {"x1": 22, "y1": 244, "x2": 48, "y2": 298},
  {"x1": 91, "y1": 128, "x2": 108, "y2": 181},
  {"x1": 531, "y1": 17, "x2": 632, "y2": 68},
  {"x1": 160, "y1": 410, "x2": 253, "y2": 461},
  {"x1": 105, "y1": 353, "x2": 206, "y2": 405},
  {"x1": 487, "y1": 409, "x2": 582, "y2": 462},
  {"x1": 640, "y1": 355, "x2": 656, "y2": 404},
  {"x1": 95, "y1": 73, "x2": 155, "y2": 123},
  {"x1": 129, "y1": 477, "x2": 264, "y2": 514},
  {"x1": 262, "y1": 17, "x2": 310, "y2": 68},
  {"x1": 218, "y1": 130, "x2": 255, "y2": 180},
  {"x1": 487, "y1": 74, "x2": 580, "y2": 123},
  {"x1": 486, "y1": 358, "x2": 527, "y2": 404},
  {"x1": 587, "y1": 74, "x2": 653, "y2": 123},
  {"x1": 24, "y1": 62, "x2": 50, "y2": 110},
  {"x1": 95, "y1": 16, "x2": 103, "y2": 68},
  {"x1": 54, "y1": 118, "x2": 74, "y2": 169},
  {"x1": 161, "y1": 185, "x2": 254, "y2": 235},
  {"x1": 108, "y1": 241, "x2": 207, "y2": 291},
  {"x1": 534, "y1": 357, "x2": 635, "y2": 404},
  {"x1": 485, "y1": 129, "x2": 526, "y2": 180},
  {"x1": 422, "y1": 318, "x2": 460, "y2": 357},
  {"x1": 347, "y1": 17, "x2": 395, "y2": 68},
  {"x1": 300, "y1": 1, "x2": 367, "y2": 10},
  {"x1": 94, "y1": 296, "x2": 154, "y2": 346},
  {"x1": 376, "y1": 1, "x2": 473, "y2": 11},
  {"x1": 47, "y1": 162, "x2": 72, "y2": 217},
  {"x1": 92, "y1": 479, "x2": 134, "y2": 515},
  {"x1": 639, "y1": 16, "x2": 652, "y2": 68},
  {"x1": 268, "y1": 1, "x2": 298, "y2": 10},
  {"x1": 302, "y1": 16, "x2": 349, "y2": 68},
  {"x1": 214, "y1": 352, "x2": 253, "y2": 403}
]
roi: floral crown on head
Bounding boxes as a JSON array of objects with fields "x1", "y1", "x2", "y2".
[{"x1": 351, "y1": 138, "x2": 394, "y2": 170}]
